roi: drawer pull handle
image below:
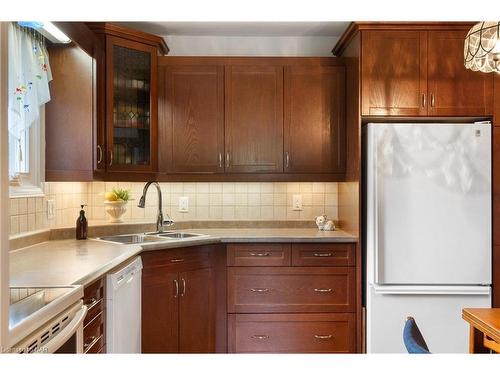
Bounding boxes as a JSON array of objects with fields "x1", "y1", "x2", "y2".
[
  {"x1": 313, "y1": 253, "x2": 333, "y2": 257},
  {"x1": 170, "y1": 258, "x2": 185, "y2": 263},
  {"x1": 84, "y1": 298, "x2": 98, "y2": 309},
  {"x1": 314, "y1": 288, "x2": 333, "y2": 293},
  {"x1": 250, "y1": 288, "x2": 270, "y2": 293},
  {"x1": 314, "y1": 334, "x2": 333, "y2": 340},
  {"x1": 84, "y1": 335, "x2": 102, "y2": 351},
  {"x1": 251, "y1": 335, "x2": 269, "y2": 340},
  {"x1": 249, "y1": 252, "x2": 270, "y2": 257}
]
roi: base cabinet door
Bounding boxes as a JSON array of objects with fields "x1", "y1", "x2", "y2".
[
  {"x1": 141, "y1": 268, "x2": 179, "y2": 353},
  {"x1": 228, "y1": 313, "x2": 356, "y2": 353},
  {"x1": 141, "y1": 246, "x2": 217, "y2": 353},
  {"x1": 179, "y1": 267, "x2": 216, "y2": 353}
]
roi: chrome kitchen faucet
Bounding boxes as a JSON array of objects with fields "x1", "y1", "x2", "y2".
[{"x1": 138, "y1": 181, "x2": 174, "y2": 233}]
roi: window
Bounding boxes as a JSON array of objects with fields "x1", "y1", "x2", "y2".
[{"x1": 8, "y1": 23, "x2": 51, "y2": 197}]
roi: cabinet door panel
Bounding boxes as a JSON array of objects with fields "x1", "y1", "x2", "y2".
[
  {"x1": 106, "y1": 35, "x2": 157, "y2": 172},
  {"x1": 225, "y1": 66, "x2": 284, "y2": 173},
  {"x1": 428, "y1": 30, "x2": 493, "y2": 116},
  {"x1": 227, "y1": 267, "x2": 356, "y2": 313},
  {"x1": 179, "y1": 267, "x2": 215, "y2": 353},
  {"x1": 228, "y1": 313, "x2": 356, "y2": 353},
  {"x1": 141, "y1": 268, "x2": 179, "y2": 353},
  {"x1": 284, "y1": 65, "x2": 345, "y2": 173},
  {"x1": 163, "y1": 65, "x2": 224, "y2": 173},
  {"x1": 362, "y1": 30, "x2": 428, "y2": 116}
]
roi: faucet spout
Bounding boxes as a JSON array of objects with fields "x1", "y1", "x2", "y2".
[{"x1": 138, "y1": 181, "x2": 174, "y2": 233}]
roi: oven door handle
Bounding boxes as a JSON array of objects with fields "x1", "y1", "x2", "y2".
[{"x1": 42, "y1": 305, "x2": 88, "y2": 354}]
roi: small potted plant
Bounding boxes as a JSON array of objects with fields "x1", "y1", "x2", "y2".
[{"x1": 104, "y1": 187, "x2": 131, "y2": 223}]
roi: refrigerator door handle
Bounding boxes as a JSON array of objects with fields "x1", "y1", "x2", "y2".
[
  {"x1": 367, "y1": 125, "x2": 380, "y2": 284},
  {"x1": 372, "y1": 284, "x2": 491, "y2": 295}
]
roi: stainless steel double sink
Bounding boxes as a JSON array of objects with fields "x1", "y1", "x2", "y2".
[{"x1": 97, "y1": 231, "x2": 206, "y2": 245}]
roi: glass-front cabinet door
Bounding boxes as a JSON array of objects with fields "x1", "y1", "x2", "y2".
[{"x1": 106, "y1": 36, "x2": 157, "y2": 172}]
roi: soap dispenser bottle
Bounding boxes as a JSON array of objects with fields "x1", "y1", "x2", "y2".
[{"x1": 76, "y1": 204, "x2": 88, "y2": 240}]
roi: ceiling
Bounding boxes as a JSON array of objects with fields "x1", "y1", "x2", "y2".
[{"x1": 115, "y1": 22, "x2": 350, "y2": 37}]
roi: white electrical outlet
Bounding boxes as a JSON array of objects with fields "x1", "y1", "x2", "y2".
[
  {"x1": 179, "y1": 196, "x2": 189, "y2": 213},
  {"x1": 47, "y1": 199, "x2": 56, "y2": 219},
  {"x1": 292, "y1": 194, "x2": 303, "y2": 211}
]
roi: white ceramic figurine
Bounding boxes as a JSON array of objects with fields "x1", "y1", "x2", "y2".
[{"x1": 315, "y1": 215, "x2": 335, "y2": 231}]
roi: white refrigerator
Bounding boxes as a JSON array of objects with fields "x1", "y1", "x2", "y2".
[{"x1": 364, "y1": 123, "x2": 492, "y2": 353}]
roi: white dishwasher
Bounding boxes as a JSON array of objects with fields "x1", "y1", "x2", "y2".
[{"x1": 106, "y1": 256, "x2": 142, "y2": 353}]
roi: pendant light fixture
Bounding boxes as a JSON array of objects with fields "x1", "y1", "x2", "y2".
[{"x1": 464, "y1": 21, "x2": 500, "y2": 73}]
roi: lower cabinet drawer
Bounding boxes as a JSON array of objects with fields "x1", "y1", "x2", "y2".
[
  {"x1": 84, "y1": 336, "x2": 105, "y2": 354},
  {"x1": 228, "y1": 313, "x2": 356, "y2": 353},
  {"x1": 84, "y1": 312, "x2": 105, "y2": 353},
  {"x1": 227, "y1": 267, "x2": 355, "y2": 313}
]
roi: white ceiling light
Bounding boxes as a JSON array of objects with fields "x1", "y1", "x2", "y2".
[{"x1": 464, "y1": 21, "x2": 500, "y2": 73}]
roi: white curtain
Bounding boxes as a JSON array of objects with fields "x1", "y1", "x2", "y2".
[{"x1": 8, "y1": 23, "x2": 52, "y2": 140}]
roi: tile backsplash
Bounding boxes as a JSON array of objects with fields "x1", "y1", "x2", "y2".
[{"x1": 9, "y1": 181, "x2": 339, "y2": 236}]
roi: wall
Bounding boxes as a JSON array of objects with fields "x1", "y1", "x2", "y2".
[
  {"x1": 9, "y1": 181, "x2": 339, "y2": 236},
  {"x1": 164, "y1": 35, "x2": 338, "y2": 56}
]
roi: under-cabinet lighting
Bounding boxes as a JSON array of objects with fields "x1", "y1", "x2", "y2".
[{"x1": 18, "y1": 21, "x2": 71, "y2": 44}]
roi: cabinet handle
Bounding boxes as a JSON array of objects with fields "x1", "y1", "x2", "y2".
[
  {"x1": 249, "y1": 252, "x2": 270, "y2": 257},
  {"x1": 314, "y1": 334, "x2": 333, "y2": 340},
  {"x1": 173, "y1": 279, "x2": 179, "y2": 298},
  {"x1": 84, "y1": 335, "x2": 102, "y2": 351},
  {"x1": 109, "y1": 149, "x2": 113, "y2": 166},
  {"x1": 430, "y1": 93, "x2": 435, "y2": 107},
  {"x1": 226, "y1": 152, "x2": 230, "y2": 168},
  {"x1": 314, "y1": 288, "x2": 333, "y2": 293},
  {"x1": 313, "y1": 252, "x2": 333, "y2": 257},
  {"x1": 219, "y1": 152, "x2": 223, "y2": 168},
  {"x1": 170, "y1": 258, "x2": 184, "y2": 263},
  {"x1": 285, "y1": 152, "x2": 290, "y2": 168},
  {"x1": 250, "y1": 288, "x2": 270, "y2": 293},
  {"x1": 180, "y1": 278, "x2": 186, "y2": 297},
  {"x1": 251, "y1": 335, "x2": 269, "y2": 340},
  {"x1": 97, "y1": 145, "x2": 103, "y2": 164},
  {"x1": 421, "y1": 93, "x2": 426, "y2": 108},
  {"x1": 84, "y1": 298, "x2": 98, "y2": 309}
]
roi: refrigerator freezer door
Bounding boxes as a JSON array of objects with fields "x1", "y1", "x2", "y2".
[
  {"x1": 366, "y1": 123, "x2": 491, "y2": 285},
  {"x1": 366, "y1": 285, "x2": 491, "y2": 353}
]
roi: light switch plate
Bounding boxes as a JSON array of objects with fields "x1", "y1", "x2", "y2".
[
  {"x1": 178, "y1": 196, "x2": 189, "y2": 213},
  {"x1": 292, "y1": 194, "x2": 303, "y2": 211},
  {"x1": 47, "y1": 199, "x2": 56, "y2": 219}
]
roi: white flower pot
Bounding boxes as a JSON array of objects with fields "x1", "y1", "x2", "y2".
[{"x1": 104, "y1": 200, "x2": 128, "y2": 223}]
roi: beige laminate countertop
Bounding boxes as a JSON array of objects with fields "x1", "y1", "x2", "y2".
[{"x1": 10, "y1": 228, "x2": 357, "y2": 288}]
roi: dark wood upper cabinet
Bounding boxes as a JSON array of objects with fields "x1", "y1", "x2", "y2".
[
  {"x1": 357, "y1": 26, "x2": 494, "y2": 117},
  {"x1": 105, "y1": 36, "x2": 158, "y2": 172},
  {"x1": 159, "y1": 65, "x2": 224, "y2": 173},
  {"x1": 225, "y1": 65, "x2": 284, "y2": 173},
  {"x1": 87, "y1": 22, "x2": 168, "y2": 176},
  {"x1": 427, "y1": 30, "x2": 493, "y2": 116},
  {"x1": 45, "y1": 44, "x2": 95, "y2": 181},
  {"x1": 361, "y1": 30, "x2": 428, "y2": 116},
  {"x1": 284, "y1": 65, "x2": 346, "y2": 173}
]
